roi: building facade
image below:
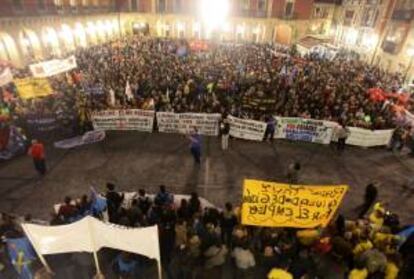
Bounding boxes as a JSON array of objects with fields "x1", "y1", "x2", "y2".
[{"x1": 0, "y1": 0, "x2": 340, "y2": 66}]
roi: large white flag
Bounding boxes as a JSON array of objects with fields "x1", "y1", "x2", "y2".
[
  {"x1": 109, "y1": 88, "x2": 116, "y2": 106},
  {"x1": 22, "y1": 216, "x2": 161, "y2": 277},
  {"x1": 0, "y1": 67, "x2": 13, "y2": 86},
  {"x1": 22, "y1": 217, "x2": 93, "y2": 254},
  {"x1": 125, "y1": 80, "x2": 133, "y2": 101}
]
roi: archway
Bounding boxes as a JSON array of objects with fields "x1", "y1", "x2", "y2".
[
  {"x1": 96, "y1": 21, "x2": 107, "y2": 42},
  {"x1": 73, "y1": 22, "x2": 87, "y2": 48},
  {"x1": 274, "y1": 24, "x2": 292, "y2": 45},
  {"x1": 0, "y1": 33, "x2": 19, "y2": 63},
  {"x1": 41, "y1": 27, "x2": 60, "y2": 57},
  {"x1": 86, "y1": 21, "x2": 98, "y2": 45},
  {"x1": 59, "y1": 24, "x2": 75, "y2": 53},
  {"x1": 19, "y1": 29, "x2": 42, "y2": 60}
]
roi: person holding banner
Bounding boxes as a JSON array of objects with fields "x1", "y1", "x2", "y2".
[
  {"x1": 336, "y1": 124, "x2": 350, "y2": 153},
  {"x1": 27, "y1": 139, "x2": 46, "y2": 176},
  {"x1": 189, "y1": 127, "x2": 202, "y2": 164},
  {"x1": 263, "y1": 116, "x2": 276, "y2": 142}
]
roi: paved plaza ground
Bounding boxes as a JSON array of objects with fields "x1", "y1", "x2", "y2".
[{"x1": 0, "y1": 131, "x2": 413, "y2": 224}]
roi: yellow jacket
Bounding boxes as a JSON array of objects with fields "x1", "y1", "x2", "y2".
[{"x1": 348, "y1": 268, "x2": 368, "y2": 279}]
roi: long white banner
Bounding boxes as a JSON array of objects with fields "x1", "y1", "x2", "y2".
[
  {"x1": 22, "y1": 216, "x2": 161, "y2": 278},
  {"x1": 29, "y1": 56, "x2": 77, "y2": 78},
  {"x1": 275, "y1": 117, "x2": 336, "y2": 144},
  {"x1": 0, "y1": 68, "x2": 13, "y2": 86},
  {"x1": 227, "y1": 115, "x2": 266, "y2": 141},
  {"x1": 92, "y1": 109, "x2": 154, "y2": 132},
  {"x1": 156, "y1": 112, "x2": 221, "y2": 136},
  {"x1": 344, "y1": 127, "x2": 394, "y2": 147}
]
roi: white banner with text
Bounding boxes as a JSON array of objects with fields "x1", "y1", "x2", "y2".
[
  {"x1": 156, "y1": 112, "x2": 221, "y2": 136},
  {"x1": 92, "y1": 109, "x2": 154, "y2": 132},
  {"x1": 227, "y1": 115, "x2": 267, "y2": 141},
  {"x1": 275, "y1": 117, "x2": 336, "y2": 145},
  {"x1": 29, "y1": 56, "x2": 77, "y2": 78}
]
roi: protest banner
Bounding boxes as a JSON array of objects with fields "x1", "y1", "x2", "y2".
[
  {"x1": 342, "y1": 127, "x2": 394, "y2": 147},
  {"x1": 274, "y1": 117, "x2": 336, "y2": 144},
  {"x1": 241, "y1": 179, "x2": 348, "y2": 228},
  {"x1": 25, "y1": 113, "x2": 58, "y2": 132},
  {"x1": 227, "y1": 115, "x2": 267, "y2": 141},
  {"x1": 29, "y1": 56, "x2": 77, "y2": 78},
  {"x1": 156, "y1": 112, "x2": 221, "y2": 136},
  {"x1": 22, "y1": 216, "x2": 162, "y2": 278},
  {"x1": 0, "y1": 67, "x2": 13, "y2": 86},
  {"x1": 92, "y1": 109, "x2": 154, "y2": 132},
  {"x1": 54, "y1": 130, "x2": 105, "y2": 149},
  {"x1": 14, "y1": 78, "x2": 53, "y2": 99}
]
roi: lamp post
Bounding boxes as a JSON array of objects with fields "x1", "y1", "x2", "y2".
[{"x1": 404, "y1": 48, "x2": 414, "y2": 83}]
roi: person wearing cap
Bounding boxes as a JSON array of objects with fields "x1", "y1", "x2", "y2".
[{"x1": 27, "y1": 139, "x2": 46, "y2": 176}]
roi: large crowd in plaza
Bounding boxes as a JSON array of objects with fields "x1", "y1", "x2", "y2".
[{"x1": 0, "y1": 35, "x2": 414, "y2": 278}]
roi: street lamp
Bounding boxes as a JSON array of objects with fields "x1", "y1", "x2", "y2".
[{"x1": 404, "y1": 47, "x2": 414, "y2": 83}]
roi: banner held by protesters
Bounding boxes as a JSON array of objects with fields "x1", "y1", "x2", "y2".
[{"x1": 241, "y1": 179, "x2": 348, "y2": 228}]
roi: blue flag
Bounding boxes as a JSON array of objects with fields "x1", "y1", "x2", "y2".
[{"x1": 6, "y1": 237, "x2": 37, "y2": 279}]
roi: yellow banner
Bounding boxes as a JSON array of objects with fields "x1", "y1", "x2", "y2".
[
  {"x1": 14, "y1": 78, "x2": 53, "y2": 99},
  {"x1": 241, "y1": 179, "x2": 348, "y2": 228}
]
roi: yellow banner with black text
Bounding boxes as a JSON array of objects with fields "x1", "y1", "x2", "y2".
[
  {"x1": 14, "y1": 78, "x2": 53, "y2": 99},
  {"x1": 241, "y1": 179, "x2": 348, "y2": 228}
]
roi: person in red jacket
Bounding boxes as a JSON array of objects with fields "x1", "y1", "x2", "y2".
[{"x1": 28, "y1": 139, "x2": 46, "y2": 175}]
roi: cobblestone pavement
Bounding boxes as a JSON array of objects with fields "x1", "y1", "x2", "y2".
[{"x1": 0, "y1": 131, "x2": 413, "y2": 224}]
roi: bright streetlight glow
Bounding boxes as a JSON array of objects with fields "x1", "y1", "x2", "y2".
[
  {"x1": 200, "y1": 0, "x2": 229, "y2": 31},
  {"x1": 408, "y1": 48, "x2": 414, "y2": 57}
]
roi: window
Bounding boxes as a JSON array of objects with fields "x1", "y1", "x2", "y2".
[
  {"x1": 158, "y1": 0, "x2": 166, "y2": 13},
  {"x1": 38, "y1": 0, "x2": 45, "y2": 10},
  {"x1": 13, "y1": 0, "x2": 23, "y2": 11},
  {"x1": 285, "y1": 1, "x2": 294, "y2": 18},
  {"x1": 175, "y1": 0, "x2": 182, "y2": 12},
  {"x1": 361, "y1": 8, "x2": 378, "y2": 27},
  {"x1": 131, "y1": 0, "x2": 138, "y2": 11},
  {"x1": 241, "y1": 0, "x2": 249, "y2": 10},
  {"x1": 258, "y1": 0, "x2": 266, "y2": 11},
  {"x1": 344, "y1": 10, "x2": 355, "y2": 25}
]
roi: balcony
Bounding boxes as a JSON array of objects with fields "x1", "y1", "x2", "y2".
[{"x1": 392, "y1": 9, "x2": 414, "y2": 21}]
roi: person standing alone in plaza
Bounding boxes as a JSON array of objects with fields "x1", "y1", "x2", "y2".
[
  {"x1": 220, "y1": 116, "x2": 230, "y2": 150},
  {"x1": 27, "y1": 139, "x2": 46, "y2": 176},
  {"x1": 189, "y1": 127, "x2": 202, "y2": 164}
]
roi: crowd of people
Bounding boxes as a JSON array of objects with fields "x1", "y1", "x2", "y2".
[
  {"x1": 0, "y1": 35, "x2": 413, "y2": 158},
  {"x1": 1, "y1": 182, "x2": 414, "y2": 279},
  {"x1": 74, "y1": 36, "x2": 409, "y2": 131},
  {"x1": 1, "y1": 35, "x2": 414, "y2": 278}
]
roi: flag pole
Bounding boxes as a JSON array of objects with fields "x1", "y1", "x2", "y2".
[
  {"x1": 21, "y1": 224, "x2": 53, "y2": 274},
  {"x1": 87, "y1": 217, "x2": 102, "y2": 275}
]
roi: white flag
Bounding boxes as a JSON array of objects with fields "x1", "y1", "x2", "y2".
[
  {"x1": 0, "y1": 67, "x2": 13, "y2": 86},
  {"x1": 125, "y1": 80, "x2": 133, "y2": 101},
  {"x1": 109, "y1": 88, "x2": 116, "y2": 106},
  {"x1": 22, "y1": 216, "x2": 161, "y2": 277}
]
